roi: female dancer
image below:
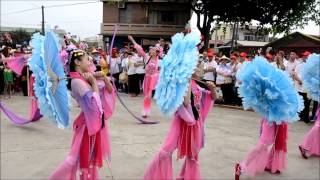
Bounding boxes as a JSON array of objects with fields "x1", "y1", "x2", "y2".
[
  {"x1": 128, "y1": 35, "x2": 160, "y2": 118},
  {"x1": 235, "y1": 119, "x2": 288, "y2": 179},
  {"x1": 143, "y1": 63, "x2": 216, "y2": 180},
  {"x1": 49, "y1": 49, "x2": 116, "y2": 180},
  {"x1": 235, "y1": 58, "x2": 292, "y2": 179},
  {"x1": 299, "y1": 106, "x2": 320, "y2": 158},
  {"x1": 298, "y1": 54, "x2": 320, "y2": 159}
]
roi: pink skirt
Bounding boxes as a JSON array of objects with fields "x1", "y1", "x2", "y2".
[
  {"x1": 143, "y1": 73, "x2": 159, "y2": 96},
  {"x1": 300, "y1": 120, "x2": 320, "y2": 156},
  {"x1": 241, "y1": 119, "x2": 287, "y2": 176}
]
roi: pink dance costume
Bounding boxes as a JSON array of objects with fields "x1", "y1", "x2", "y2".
[
  {"x1": 49, "y1": 72, "x2": 116, "y2": 180},
  {"x1": 29, "y1": 75, "x2": 41, "y2": 121},
  {"x1": 236, "y1": 118, "x2": 288, "y2": 179},
  {"x1": 299, "y1": 106, "x2": 320, "y2": 158},
  {"x1": 134, "y1": 44, "x2": 159, "y2": 117},
  {"x1": 143, "y1": 80, "x2": 213, "y2": 180}
]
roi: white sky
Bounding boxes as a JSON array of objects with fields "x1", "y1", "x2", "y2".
[{"x1": 1, "y1": 1, "x2": 319, "y2": 39}]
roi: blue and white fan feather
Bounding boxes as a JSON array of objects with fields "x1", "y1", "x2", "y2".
[
  {"x1": 28, "y1": 31, "x2": 70, "y2": 128},
  {"x1": 154, "y1": 31, "x2": 200, "y2": 116},
  {"x1": 301, "y1": 54, "x2": 320, "y2": 102},
  {"x1": 236, "y1": 56, "x2": 304, "y2": 124}
]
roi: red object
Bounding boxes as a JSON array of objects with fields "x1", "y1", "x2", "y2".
[
  {"x1": 207, "y1": 52, "x2": 214, "y2": 57},
  {"x1": 207, "y1": 48, "x2": 215, "y2": 57},
  {"x1": 266, "y1": 53, "x2": 273, "y2": 60},
  {"x1": 302, "y1": 51, "x2": 311, "y2": 57},
  {"x1": 240, "y1": 52, "x2": 247, "y2": 58},
  {"x1": 177, "y1": 120, "x2": 199, "y2": 160},
  {"x1": 275, "y1": 123, "x2": 288, "y2": 152},
  {"x1": 80, "y1": 127, "x2": 103, "y2": 168},
  {"x1": 207, "y1": 48, "x2": 214, "y2": 54}
]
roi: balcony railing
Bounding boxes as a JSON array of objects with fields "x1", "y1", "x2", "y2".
[
  {"x1": 101, "y1": 23, "x2": 185, "y2": 36},
  {"x1": 242, "y1": 35, "x2": 269, "y2": 42}
]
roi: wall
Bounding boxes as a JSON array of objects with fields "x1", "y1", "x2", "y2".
[
  {"x1": 103, "y1": 3, "x2": 119, "y2": 23},
  {"x1": 103, "y1": 2, "x2": 190, "y2": 25}
]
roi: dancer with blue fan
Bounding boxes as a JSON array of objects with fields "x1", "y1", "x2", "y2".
[
  {"x1": 49, "y1": 49, "x2": 116, "y2": 180},
  {"x1": 143, "y1": 31, "x2": 217, "y2": 180},
  {"x1": 234, "y1": 56, "x2": 304, "y2": 180},
  {"x1": 299, "y1": 53, "x2": 320, "y2": 159}
]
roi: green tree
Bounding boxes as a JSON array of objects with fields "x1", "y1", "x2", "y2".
[
  {"x1": 9, "y1": 29, "x2": 33, "y2": 45},
  {"x1": 189, "y1": 0, "x2": 320, "y2": 51}
]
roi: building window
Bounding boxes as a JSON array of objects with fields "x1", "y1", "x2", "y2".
[
  {"x1": 119, "y1": 9, "x2": 131, "y2": 23},
  {"x1": 160, "y1": 11, "x2": 174, "y2": 23},
  {"x1": 148, "y1": 11, "x2": 157, "y2": 24}
]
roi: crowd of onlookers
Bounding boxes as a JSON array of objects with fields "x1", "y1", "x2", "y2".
[
  {"x1": 197, "y1": 48, "x2": 318, "y2": 124},
  {"x1": 0, "y1": 34, "x2": 317, "y2": 124}
]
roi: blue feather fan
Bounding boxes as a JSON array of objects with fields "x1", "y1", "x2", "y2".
[
  {"x1": 301, "y1": 54, "x2": 320, "y2": 102},
  {"x1": 154, "y1": 31, "x2": 200, "y2": 116},
  {"x1": 236, "y1": 56, "x2": 304, "y2": 124},
  {"x1": 28, "y1": 31, "x2": 70, "y2": 128}
]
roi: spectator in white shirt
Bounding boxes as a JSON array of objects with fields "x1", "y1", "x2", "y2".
[
  {"x1": 285, "y1": 50, "x2": 299, "y2": 79},
  {"x1": 272, "y1": 51, "x2": 286, "y2": 70},
  {"x1": 125, "y1": 51, "x2": 139, "y2": 97},
  {"x1": 203, "y1": 52, "x2": 217, "y2": 82},
  {"x1": 216, "y1": 55, "x2": 234, "y2": 105},
  {"x1": 293, "y1": 53, "x2": 311, "y2": 123},
  {"x1": 133, "y1": 52, "x2": 145, "y2": 93},
  {"x1": 120, "y1": 51, "x2": 130, "y2": 93},
  {"x1": 108, "y1": 48, "x2": 121, "y2": 90},
  {"x1": 229, "y1": 55, "x2": 239, "y2": 105}
]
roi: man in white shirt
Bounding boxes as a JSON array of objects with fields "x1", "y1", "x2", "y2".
[
  {"x1": 216, "y1": 55, "x2": 233, "y2": 105},
  {"x1": 125, "y1": 51, "x2": 140, "y2": 97},
  {"x1": 133, "y1": 53, "x2": 145, "y2": 93},
  {"x1": 203, "y1": 52, "x2": 217, "y2": 82},
  {"x1": 108, "y1": 48, "x2": 121, "y2": 90},
  {"x1": 285, "y1": 51, "x2": 299, "y2": 79},
  {"x1": 294, "y1": 54, "x2": 311, "y2": 123}
]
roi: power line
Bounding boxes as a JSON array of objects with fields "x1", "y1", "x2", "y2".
[
  {"x1": 1, "y1": 1, "x2": 100, "y2": 15},
  {"x1": 45, "y1": 1, "x2": 100, "y2": 8},
  {"x1": 1, "y1": 7, "x2": 40, "y2": 15}
]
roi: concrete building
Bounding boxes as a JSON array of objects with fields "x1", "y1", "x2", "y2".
[
  {"x1": 211, "y1": 24, "x2": 270, "y2": 45},
  {"x1": 211, "y1": 24, "x2": 270, "y2": 53},
  {"x1": 101, "y1": 0, "x2": 191, "y2": 50},
  {"x1": 84, "y1": 35, "x2": 104, "y2": 48}
]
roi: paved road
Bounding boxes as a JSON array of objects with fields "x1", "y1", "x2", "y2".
[{"x1": 1, "y1": 95, "x2": 319, "y2": 179}]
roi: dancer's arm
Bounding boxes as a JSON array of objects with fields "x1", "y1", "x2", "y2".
[
  {"x1": 128, "y1": 35, "x2": 146, "y2": 58},
  {"x1": 71, "y1": 78, "x2": 103, "y2": 135},
  {"x1": 205, "y1": 81, "x2": 216, "y2": 99}
]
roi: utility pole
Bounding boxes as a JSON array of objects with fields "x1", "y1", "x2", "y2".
[
  {"x1": 234, "y1": 22, "x2": 239, "y2": 51},
  {"x1": 230, "y1": 22, "x2": 236, "y2": 53},
  {"x1": 41, "y1": 5, "x2": 45, "y2": 35}
]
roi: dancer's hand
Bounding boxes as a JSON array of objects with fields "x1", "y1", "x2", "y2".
[
  {"x1": 83, "y1": 72, "x2": 96, "y2": 84},
  {"x1": 205, "y1": 81, "x2": 216, "y2": 90},
  {"x1": 206, "y1": 81, "x2": 216, "y2": 99},
  {"x1": 93, "y1": 71, "x2": 105, "y2": 79},
  {"x1": 83, "y1": 72, "x2": 99, "y2": 94},
  {"x1": 128, "y1": 35, "x2": 137, "y2": 44}
]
